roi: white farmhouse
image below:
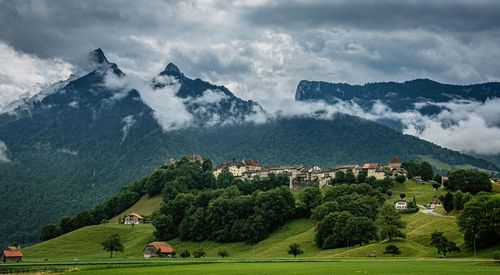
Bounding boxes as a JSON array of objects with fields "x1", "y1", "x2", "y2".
[{"x1": 394, "y1": 199, "x2": 408, "y2": 210}]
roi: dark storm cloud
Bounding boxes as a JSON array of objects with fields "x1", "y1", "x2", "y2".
[
  {"x1": 244, "y1": 0, "x2": 500, "y2": 32},
  {"x1": 0, "y1": 0, "x2": 185, "y2": 59},
  {"x1": 1, "y1": 0, "x2": 500, "y2": 154}
]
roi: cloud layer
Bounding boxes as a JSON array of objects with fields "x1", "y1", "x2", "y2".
[
  {"x1": 280, "y1": 98, "x2": 500, "y2": 156},
  {"x1": 1, "y1": 0, "x2": 500, "y2": 156},
  {"x1": 0, "y1": 140, "x2": 10, "y2": 163},
  {"x1": 0, "y1": 42, "x2": 73, "y2": 110}
]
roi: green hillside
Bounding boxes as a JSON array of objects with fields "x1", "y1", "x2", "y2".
[
  {"x1": 109, "y1": 195, "x2": 162, "y2": 223},
  {"x1": 23, "y1": 181, "x2": 500, "y2": 262}
]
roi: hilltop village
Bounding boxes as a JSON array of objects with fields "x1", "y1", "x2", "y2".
[{"x1": 212, "y1": 156, "x2": 408, "y2": 190}]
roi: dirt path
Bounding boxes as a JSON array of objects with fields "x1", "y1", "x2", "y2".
[{"x1": 417, "y1": 204, "x2": 456, "y2": 218}]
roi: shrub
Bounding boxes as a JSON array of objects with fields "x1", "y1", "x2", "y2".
[
  {"x1": 217, "y1": 249, "x2": 230, "y2": 258},
  {"x1": 193, "y1": 248, "x2": 207, "y2": 258},
  {"x1": 180, "y1": 250, "x2": 190, "y2": 258}
]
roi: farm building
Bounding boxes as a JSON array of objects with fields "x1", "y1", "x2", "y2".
[
  {"x1": 144, "y1": 242, "x2": 175, "y2": 258},
  {"x1": 1, "y1": 247, "x2": 23, "y2": 263},
  {"x1": 124, "y1": 212, "x2": 144, "y2": 224}
]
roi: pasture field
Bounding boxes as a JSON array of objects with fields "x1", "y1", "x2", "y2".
[{"x1": 2, "y1": 260, "x2": 498, "y2": 275}]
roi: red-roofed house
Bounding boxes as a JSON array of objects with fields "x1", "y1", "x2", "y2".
[
  {"x1": 1, "y1": 248, "x2": 23, "y2": 263},
  {"x1": 124, "y1": 212, "x2": 144, "y2": 224},
  {"x1": 144, "y1": 242, "x2": 175, "y2": 258}
]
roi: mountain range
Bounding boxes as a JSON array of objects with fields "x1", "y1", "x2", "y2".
[{"x1": 0, "y1": 49, "x2": 498, "y2": 247}]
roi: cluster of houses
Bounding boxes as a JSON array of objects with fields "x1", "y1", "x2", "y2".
[{"x1": 213, "y1": 157, "x2": 407, "y2": 189}]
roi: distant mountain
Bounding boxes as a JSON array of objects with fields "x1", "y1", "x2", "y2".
[
  {"x1": 295, "y1": 79, "x2": 500, "y2": 168},
  {"x1": 296, "y1": 79, "x2": 500, "y2": 113},
  {"x1": 0, "y1": 49, "x2": 497, "y2": 247}
]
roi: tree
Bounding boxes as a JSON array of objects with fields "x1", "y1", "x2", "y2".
[
  {"x1": 357, "y1": 169, "x2": 368, "y2": 183},
  {"x1": 402, "y1": 161, "x2": 419, "y2": 178},
  {"x1": 201, "y1": 159, "x2": 213, "y2": 172},
  {"x1": 345, "y1": 170, "x2": 356, "y2": 184},
  {"x1": 101, "y1": 234, "x2": 124, "y2": 258},
  {"x1": 399, "y1": 193, "x2": 406, "y2": 199},
  {"x1": 457, "y1": 195, "x2": 500, "y2": 248},
  {"x1": 376, "y1": 204, "x2": 406, "y2": 241},
  {"x1": 442, "y1": 192, "x2": 454, "y2": 212},
  {"x1": 419, "y1": 161, "x2": 434, "y2": 181},
  {"x1": 430, "y1": 231, "x2": 460, "y2": 257},
  {"x1": 345, "y1": 216, "x2": 378, "y2": 246},
  {"x1": 59, "y1": 216, "x2": 74, "y2": 234},
  {"x1": 287, "y1": 243, "x2": 304, "y2": 257},
  {"x1": 301, "y1": 186, "x2": 322, "y2": 217},
  {"x1": 193, "y1": 248, "x2": 207, "y2": 258},
  {"x1": 40, "y1": 224, "x2": 61, "y2": 241},
  {"x1": 153, "y1": 214, "x2": 177, "y2": 240},
  {"x1": 216, "y1": 168, "x2": 234, "y2": 188},
  {"x1": 316, "y1": 211, "x2": 353, "y2": 248},
  {"x1": 383, "y1": 244, "x2": 401, "y2": 257},
  {"x1": 432, "y1": 183, "x2": 440, "y2": 190},
  {"x1": 395, "y1": 175, "x2": 406, "y2": 184},
  {"x1": 217, "y1": 249, "x2": 230, "y2": 258},
  {"x1": 433, "y1": 175, "x2": 442, "y2": 184},
  {"x1": 333, "y1": 171, "x2": 345, "y2": 184},
  {"x1": 452, "y1": 190, "x2": 464, "y2": 210},
  {"x1": 180, "y1": 250, "x2": 190, "y2": 258}
]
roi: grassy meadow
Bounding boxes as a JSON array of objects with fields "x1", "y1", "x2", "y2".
[
  {"x1": 13, "y1": 179, "x2": 499, "y2": 275},
  {"x1": 22, "y1": 181, "x2": 500, "y2": 262}
]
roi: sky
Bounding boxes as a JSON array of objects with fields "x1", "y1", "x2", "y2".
[{"x1": 1, "y1": 0, "x2": 500, "y2": 155}]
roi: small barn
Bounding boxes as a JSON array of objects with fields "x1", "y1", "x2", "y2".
[
  {"x1": 1, "y1": 248, "x2": 23, "y2": 263},
  {"x1": 124, "y1": 212, "x2": 144, "y2": 224},
  {"x1": 144, "y1": 242, "x2": 175, "y2": 258}
]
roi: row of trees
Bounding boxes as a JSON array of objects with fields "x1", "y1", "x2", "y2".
[
  {"x1": 440, "y1": 190, "x2": 473, "y2": 212},
  {"x1": 445, "y1": 169, "x2": 491, "y2": 193},
  {"x1": 402, "y1": 161, "x2": 434, "y2": 181},
  {"x1": 153, "y1": 186, "x2": 295, "y2": 244}
]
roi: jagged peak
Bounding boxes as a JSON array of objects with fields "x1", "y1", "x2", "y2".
[
  {"x1": 88, "y1": 48, "x2": 109, "y2": 65},
  {"x1": 160, "y1": 63, "x2": 183, "y2": 77}
]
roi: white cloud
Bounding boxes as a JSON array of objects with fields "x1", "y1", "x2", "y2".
[
  {"x1": 281, "y1": 97, "x2": 500, "y2": 155},
  {"x1": 0, "y1": 42, "x2": 73, "y2": 110},
  {"x1": 104, "y1": 73, "x2": 193, "y2": 131},
  {"x1": 121, "y1": 115, "x2": 136, "y2": 141},
  {"x1": 68, "y1": 101, "x2": 79, "y2": 108},
  {"x1": 187, "y1": 89, "x2": 229, "y2": 105},
  {"x1": 0, "y1": 140, "x2": 11, "y2": 162},
  {"x1": 57, "y1": 148, "x2": 78, "y2": 156}
]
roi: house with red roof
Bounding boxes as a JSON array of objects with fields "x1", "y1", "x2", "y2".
[
  {"x1": 1, "y1": 247, "x2": 23, "y2": 263},
  {"x1": 143, "y1": 242, "x2": 175, "y2": 258}
]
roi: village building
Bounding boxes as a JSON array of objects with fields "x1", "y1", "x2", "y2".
[
  {"x1": 395, "y1": 199, "x2": 408, "y2": 210},
  {"x1": 428, "y1": 198, "x2": 442, "y2": 209},
  {"x1": 1, "y1": 247, "x2": 23, "y2": 263},
  {"x1": 382, "y1": 157, "x2": 408, "y2": 178},
  {"x1": 188, "y1": 154, "x2": 203, "y2": 162},
  {"x1": 213, "y1": 159, "x2": 262, "y2": 178},
  {"x1": 123, "y1": 212, "x2": 144, "y2": 224},
  {"x1": 334, "y1": 165, "x2": 360, "y2": 176},
  {"x1": 362, "y1": 163, "x2": 386, "y2": 180},
  {"x1": 143, "y1": 242, "x2": 175, "y2": 258},
  {"x1": 441, "y1": 176, "x2": 449, "y2": 186}
]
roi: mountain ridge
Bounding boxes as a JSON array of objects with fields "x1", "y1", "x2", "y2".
[{"x1": 0, "y1": 49, "x2": 498, "y2": 248}]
